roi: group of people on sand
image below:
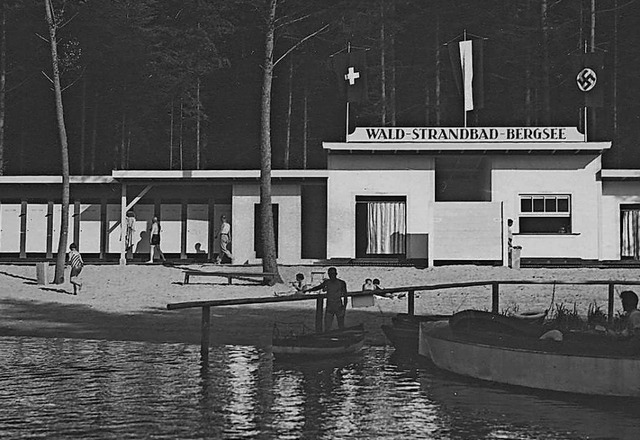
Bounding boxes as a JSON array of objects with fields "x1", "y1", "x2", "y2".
[{"x1": 123, "y1": 212, "x2": 233, "y2": 264}]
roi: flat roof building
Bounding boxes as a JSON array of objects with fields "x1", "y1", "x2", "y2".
[{"x1": 4, "y1": 126, "x2": 640, "y2": 267}]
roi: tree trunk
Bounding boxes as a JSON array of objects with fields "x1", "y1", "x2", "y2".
[
  {"x1": 284, "y1": 59, "x2": 293, "y2": 169},
  {"x1": 0, "y1": 1, "x2": 6, "y2": 176},
  {"x1": 613, "y1": 0, "x2": 619, "y2": 165},
  {"x1": 259, "y1": 0, "x2": 282, "y2": 284},
  {"x1": 45, "y1": 0, "x2": 71, "y2": 285},
  {"x1": 79, "y1": 77, "x2": 86, "y2": 174},
  {"x1": 120, "y1": 105, "x2": 126, "y2": 170},
  {"x1": 435, "y1": 12, "x2": 442, "y2": 126},
  {"x1": 302, "y1": 81, "x2": 308, "y2": 170},
  {"x1": 380, "y1": 0, "x2": 386, "y2": 126},
  {"x1": 196, "y1": 77, "x2": 201, "y2": 170},
  {"x1": 540, "y1": 0, "x2": 551, "y2": 125},
  {"x1": 179, "y1": 97, "x2": 183, "y2": 170},
  {"x1": 90, "y1": 91, "x2": 97, "y2": 174},
  {"x1": 169, "y1": 99, "x2": 174, "y2": 170},
  {"x1": 388, "y1": 0, "x2": 397, "y2": 126}
]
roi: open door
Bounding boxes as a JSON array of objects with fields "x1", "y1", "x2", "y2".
[{"x1": 355, "y1": 197, "x2": 406, "y2": 258}]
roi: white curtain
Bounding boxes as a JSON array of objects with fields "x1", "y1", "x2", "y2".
[
  {"x1": 366, "y1": 201, "x2": 406, "y2": 254},
  {"x1": 621, "y1": 209, "x2": 640, "y2": 259}
]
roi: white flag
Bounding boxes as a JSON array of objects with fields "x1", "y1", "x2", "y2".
[{"x1": 459, "y1": 40, "x2": 474, "y2": 111}]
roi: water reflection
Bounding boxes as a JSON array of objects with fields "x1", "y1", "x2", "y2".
[{"x1": 0, "y1": 337, "x2": 638, "y2": 439}]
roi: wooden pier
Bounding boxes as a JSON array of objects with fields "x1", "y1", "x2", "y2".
[{"x1": 167, "y1": 279, "x2": 640, "y2": 363}]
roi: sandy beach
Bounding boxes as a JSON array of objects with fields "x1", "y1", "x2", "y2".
[{"x1": 1, "y1": 262, "x2": 638, "y2": 347}]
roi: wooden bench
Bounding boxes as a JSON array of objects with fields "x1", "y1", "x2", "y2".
[{"x1": 183, "y1": 270, "x2": 276, "y2": 285}]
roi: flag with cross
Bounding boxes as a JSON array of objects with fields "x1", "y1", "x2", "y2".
[{"x1": 331, "y1": 50, "x2": 368, "y2": 103}]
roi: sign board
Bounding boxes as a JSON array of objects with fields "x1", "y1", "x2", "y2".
[{"x1": 347, "y1": 127, "x2": 584, "y2": 143}]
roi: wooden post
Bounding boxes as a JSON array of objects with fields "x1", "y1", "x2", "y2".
[
  {"x1": 492, "y1": 282, "x2": 500, "y2": 314},
  {"x1": 73, "y1": 200, "x2": 80, "y2": 247},
  {"x1": 408, "y1": 290, "x2": 415, "y2": 315},
  {"x1": 119, "y1": 184, "x2": 127, "y2": 265},
  {"x1": 608, "y1": 283, "x2": 615, "y2": 325},
  {"x1": 180, "y1": 200, "x2": 188, "y2": 260},
  {"x1": 315, "y1": 297, "x2": 324, "y2": 332},
  {"x1": 46, "y1": 201, "x2": 53, "y2": 259},
  {"x1": 201, "y1": 306, "x2": 211, "y2": 363},
  {"x1": 19, "y1": 200, "x2": 27, "y2": 259}
]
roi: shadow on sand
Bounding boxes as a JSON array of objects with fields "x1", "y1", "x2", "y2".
[{"x1": 0, "y1": 298, "x2": 395, "y2": 347}]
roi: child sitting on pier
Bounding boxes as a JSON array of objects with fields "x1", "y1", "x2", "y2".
[{"x1": 362, "y1": 278, "x2": 374, "y2": 291}]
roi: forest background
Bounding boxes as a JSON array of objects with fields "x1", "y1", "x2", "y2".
[{"x1": 0, "y1": 0, "x2": 638, "y2": 176}]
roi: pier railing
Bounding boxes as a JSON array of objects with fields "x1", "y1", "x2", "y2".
[{"x1": 167, "y1": 279, "x2": 640, "y2": 362}]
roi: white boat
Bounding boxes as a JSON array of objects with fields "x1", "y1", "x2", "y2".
[{"x1": 419, "y1": 312, "x2": 640, "y2": 397}]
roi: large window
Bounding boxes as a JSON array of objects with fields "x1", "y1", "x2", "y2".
[
  {"x1": 355, "y1": 197, "x2": 406, "y2": 257},
  {"x1": 519, "y1": 194, "x2": 571, "y2": 234}
]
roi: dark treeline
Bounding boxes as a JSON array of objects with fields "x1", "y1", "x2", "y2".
[{"x1": 1, "y1": 0, "x2": 639, "y2": 175}]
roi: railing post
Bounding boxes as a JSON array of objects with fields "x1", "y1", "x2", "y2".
[
  {"x1": 408, "y1": 290, "x2": 415, "y2": 315},
  {"x1": 492, "y1": 282, "x2": 500, "y2": 314},
  {"x1": 201, "y1": 306, "x2": 211, "y2": 363},
  {"x1": 315, "y1": 297, "x2": 324, "y2": 333},
  {"x1": 608, "y1": 283, "x2": 615, "y2": 325}
]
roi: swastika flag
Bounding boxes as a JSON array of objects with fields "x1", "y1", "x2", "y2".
[
  {"x1": 574, "y1": 52, "x2": 604, "y2": 108},
  {"x1": 331, "y1": 50, "x2": 368, "y2": 103}
]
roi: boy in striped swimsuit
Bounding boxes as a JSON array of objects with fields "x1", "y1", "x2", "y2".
[{"x1": 68, "y1": 243, "x2": 84, "y2": 295}]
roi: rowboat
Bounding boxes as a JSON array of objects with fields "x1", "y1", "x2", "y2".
[
  {"x1": 420, "y1": 310, "x2": 640, "y2": 397},
  {"x1": 381, "y1": 313, "x2": 450, "y2": 355},
  {"x1": 271, "y1": 324, "x2": 365, "y2": 358}
]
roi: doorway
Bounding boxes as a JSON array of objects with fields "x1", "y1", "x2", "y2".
[{"x1": 355, "y1": 196, "x2": 406, "y2": 258}]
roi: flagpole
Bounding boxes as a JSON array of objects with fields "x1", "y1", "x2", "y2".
[
  {"x1": 346, "y1": 102, "x2": 350, "y2": 140},
  {"x1": 584, "y1": 107, "x2": 588, "y2": 141},
  {"x1": 583, "y1": 40, "x2": 588, "y2": 142},
  {"x1": 345, "y1": 42, "x2": 351, "y2": 140},
  {"x1": 463, "y1": 30, "x2": 467, "y2": 127}
]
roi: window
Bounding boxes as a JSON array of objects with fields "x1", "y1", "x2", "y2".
[
  {"x1": 355, "y1": 196, "x2": 406, "y2": 257},
  {"x1": 519, "y1": 195, "x2": 571, "y2": 234}
]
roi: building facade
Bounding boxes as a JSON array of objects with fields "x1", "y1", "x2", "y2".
[{"x1": 2, "y1": 126, "x2": 640, "y2": 266}]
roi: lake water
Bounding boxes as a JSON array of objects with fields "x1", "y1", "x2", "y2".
[{"x1": 1, "y1": 336, "x2": 638, "y2": 439}]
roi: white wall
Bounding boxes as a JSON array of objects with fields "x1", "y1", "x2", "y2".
[
  {"x1": 326, "y1": 155, "x2": 434, "y2": 260},
  {"x1": 232, "y1": 183, "x2": 302, "y2": 264},
  {"x1": 432, "y1": 202, "x2": 503, "y2": 260},
  {"x1": 492, "y1": 154, "x2": 602, "y2": 259},
  {"x1": 601, "y1": 181, "x2": 640, "y2": 260}
]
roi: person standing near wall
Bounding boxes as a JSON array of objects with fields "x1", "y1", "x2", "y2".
[
  {"x1": 507, "y1": 218, "x2": 514, "y2": 268},
  {"x1": 125, "y1": 210, "x2": 136, "y2": 260},
  {"x1": 148, "y1": 216, "x2": 166, "y2": 263},
  {"x1": 215, "y1": 215, "x2": 234, "y2": 264}
]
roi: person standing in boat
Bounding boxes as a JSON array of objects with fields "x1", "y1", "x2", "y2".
[{"x1": 304, "y1": 267, "x2": 348, "y2": 331}]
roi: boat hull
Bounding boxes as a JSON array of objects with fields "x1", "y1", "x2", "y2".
[
  {"x1": 420, "y1": 324, "x2": 640, "y2": 397},
  {"x1": 272, "y1": 324, "x2": 365, "y2": 358},
  {"x1": 381, "y1": 314, "x2": 450, "y2": 355}
]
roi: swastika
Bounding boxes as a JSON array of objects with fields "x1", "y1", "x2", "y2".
[{"x1": 576, "y1": 68, "x2": 597, "y2": 92}]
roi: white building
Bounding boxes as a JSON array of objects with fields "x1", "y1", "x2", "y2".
[{"x1": 3, "y1": 126, "x2": 640, "y2": 266}]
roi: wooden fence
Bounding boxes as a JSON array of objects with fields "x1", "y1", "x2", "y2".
[{"x1": 167, "y1": 279, "x2": 640, "y2": 363}]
